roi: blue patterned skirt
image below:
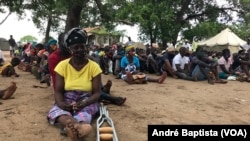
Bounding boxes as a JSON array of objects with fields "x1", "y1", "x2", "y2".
[{"x1": 47, "y1": 91, "x2": 99, "y2": 124}]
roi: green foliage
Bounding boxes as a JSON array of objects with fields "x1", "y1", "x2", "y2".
[
  {"x1": 23, "y1": 0, "x2": 68, "y2": 42},
  {"x1": 28, "y1": 0, "x2": 67, "y2": 31},
  {"x1": 183, "y1": 22, "x2": 227, "y2": 41},
  {"x1": 230, "y1": 23, "x2": 250, "y2": 40},
  {"x1": 1, "y1": 0, "x2": 248, "y2": 47},
  {"x1": 114, "y1": 0, "x2": 242, "y2": 45},
  {"x1": 0, "y1": 0, "x2": 25, "y2": 13},
  {"x1": 20, "y1": 35, "x2": 38, "y2": 43}
]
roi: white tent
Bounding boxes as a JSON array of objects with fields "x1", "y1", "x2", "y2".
[{"x1": 197, "y1": 28, "x2": 246, "y2": 53}]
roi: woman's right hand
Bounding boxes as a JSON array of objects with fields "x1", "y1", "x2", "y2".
[{"x1": 57, "y1": 102, "x2": 73, "y2": 112}]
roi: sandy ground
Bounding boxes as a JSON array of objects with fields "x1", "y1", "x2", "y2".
[{"x1": 0, "y1": 51, "x2": 250, "y2": 141}]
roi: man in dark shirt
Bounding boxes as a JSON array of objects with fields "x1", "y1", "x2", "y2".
[
  {"x1": 232, "y1": 50, "x2": 250, "y2": 82},
  {"x1": 146, "y1": 43, "x2": 160, "y2": 75},
  {"x1": 8, "y1": 35, "x2": 16, "y2": 57},
  {"x1": 190, "y1": 47, "x2": 227, "y2": 84},
  {"x1": 158, "y1": 46, "x2": 177, "y2": 78}
]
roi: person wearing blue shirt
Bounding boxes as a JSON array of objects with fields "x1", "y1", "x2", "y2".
[{"x1": 120, "y1": 45, "x2": 167, "y2": 84}]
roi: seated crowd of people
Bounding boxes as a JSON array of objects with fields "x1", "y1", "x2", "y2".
[
  {"x1": 89, "y1": 41, "x2": 250, "y2": 84},
  {"x1": 1, "y1": 32, "x2": 250, "y2": 90},
  {"x1": 1, "y1": 27, "x2": 250, "y2": 140}
]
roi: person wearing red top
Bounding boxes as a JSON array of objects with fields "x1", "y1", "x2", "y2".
[{"x1": 48, "y1": 33, "x2": 71, "y2": 89}]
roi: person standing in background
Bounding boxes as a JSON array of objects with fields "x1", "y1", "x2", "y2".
[
  {"x1": 182, "y1": 39, "x2": 191, "y2": 51},
  {"x1": 242, "y1": 38, "x2": 250, "y2": 53},
  {"x1": 8, "y1": 35, "x2": 16, "y2": 57}
]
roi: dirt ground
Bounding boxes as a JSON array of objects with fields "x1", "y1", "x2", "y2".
[{"x1": 0, "y1": 51, "x2": 250, "y2": 141}]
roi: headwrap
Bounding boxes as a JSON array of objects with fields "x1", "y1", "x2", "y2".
[
  {"x1": 98, "y1": 51, "x2": 105, "y2": 56},
  {"x1": 64, "y1": 27, "x2": 87, "y2": 48},
  {"x1": 46, "y1": 39, "x2": 57, "y2": 50},
  {"x1": 125, "y1": 45, "x2": 135, "y2": 52},
  {"x1": 32, "y1": 42, "x2": 37, "y2": 48}
]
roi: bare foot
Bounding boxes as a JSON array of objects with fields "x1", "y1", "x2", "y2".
[
  {"x1": 158, "y1": 72, "x2": 167, "y2": 84},
  {"x1": 2, "y1": 82, "x2": 17, "y2": 100},
  {"x1": 75, "y1": 123, "x2": 92, "y2": 138},
  {"x1": 126, "y1": 72, "x2": 133, "y2": 84},
  {"x1": 173, "y1": 75, "x2": 178, "y2": 79},
  {"x1": 156, "y1": 72, "x2": 161, "y2": 76},
  {"x1": 114, "y1": 97, "x2": 127, "y2": 106},
  {"x1": 44, "y1": 74, "x2": 51, "y2": 86},
  {"x1": 192, "y1": 75, "x2": 198, "y2": 81},
  {"x1": 207, "y1": 79, "x2": 214, "y2": 85},
  {"x1": 66, "y1": 120, "x2": 79, "y2": 141},
  {"x1": 103, "y1": 80, "x2": 112, "y2": 93},
  {"x1": 246, "y1": 77, "x2": 250, "y2": 82}
]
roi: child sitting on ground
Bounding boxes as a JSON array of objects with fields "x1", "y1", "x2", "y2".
[{"x1": 0, "y1": 57, "x2": 21, "y2": 77}]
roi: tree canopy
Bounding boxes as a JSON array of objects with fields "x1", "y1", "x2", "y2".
[
  {"x1": 20, "y1": 35, "x2": 37, "y2": 43},
  {"x1": 1, "y1": 0, "x2": 250, "y2": 45}
]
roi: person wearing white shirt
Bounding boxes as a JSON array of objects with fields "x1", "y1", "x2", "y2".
[
  {"x1": 242, "y1": 38, "x2": 250, "y2": 52},
  {"x1": 172, "y1": 47, "x2": 197, "y2": 81}
]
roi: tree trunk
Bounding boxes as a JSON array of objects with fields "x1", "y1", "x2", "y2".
[
  {"x1": 65, "y1": 4, "x2": 84, "y2": 32},
  {"x1": 162, "y1": 40, "x2": 167, "y2": 48},
  {"x1": 94, "y1": 0, "x2": 109, "y2": 22},
  {"x1": 176, "y1": 0, "x2": 191, "y2": 25},
  {"x1": 45, "y1": 14, "x2": 52, "y2": 43}
]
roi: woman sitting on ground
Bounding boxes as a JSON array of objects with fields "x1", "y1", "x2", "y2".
[
  {"x1": 47, "y1": 33, "x2": 126, "y2": 107},
  {"x1": 217, "y1": 49, "x2": 233, "y2": 79},
  {"x1": 120, "y1": 45, "x2": 167, "y2": 84},
  {"x1": 47, "y1": 27, "x2": 102, "y2": 141}
]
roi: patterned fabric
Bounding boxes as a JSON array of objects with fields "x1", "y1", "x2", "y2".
[
  {"x1": 37, "y1": 49, "x2": 46, "y2": 58},
  {"x1": 47, "y1": 91, "x2": 99, "y2": 124},
  {"x1": 65, "y1": 28, "x2": 87, "y2": 47},
  {"x1": 121, "y1": 63, "x2": 137, "y2": 80},
  {"x1": 125, "y1": 63, "x2": 137, "y2": 73}
]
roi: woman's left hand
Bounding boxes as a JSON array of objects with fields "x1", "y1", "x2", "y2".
[{"x1": 73, "y1": 100, "x2": 87, "y2": 112}]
